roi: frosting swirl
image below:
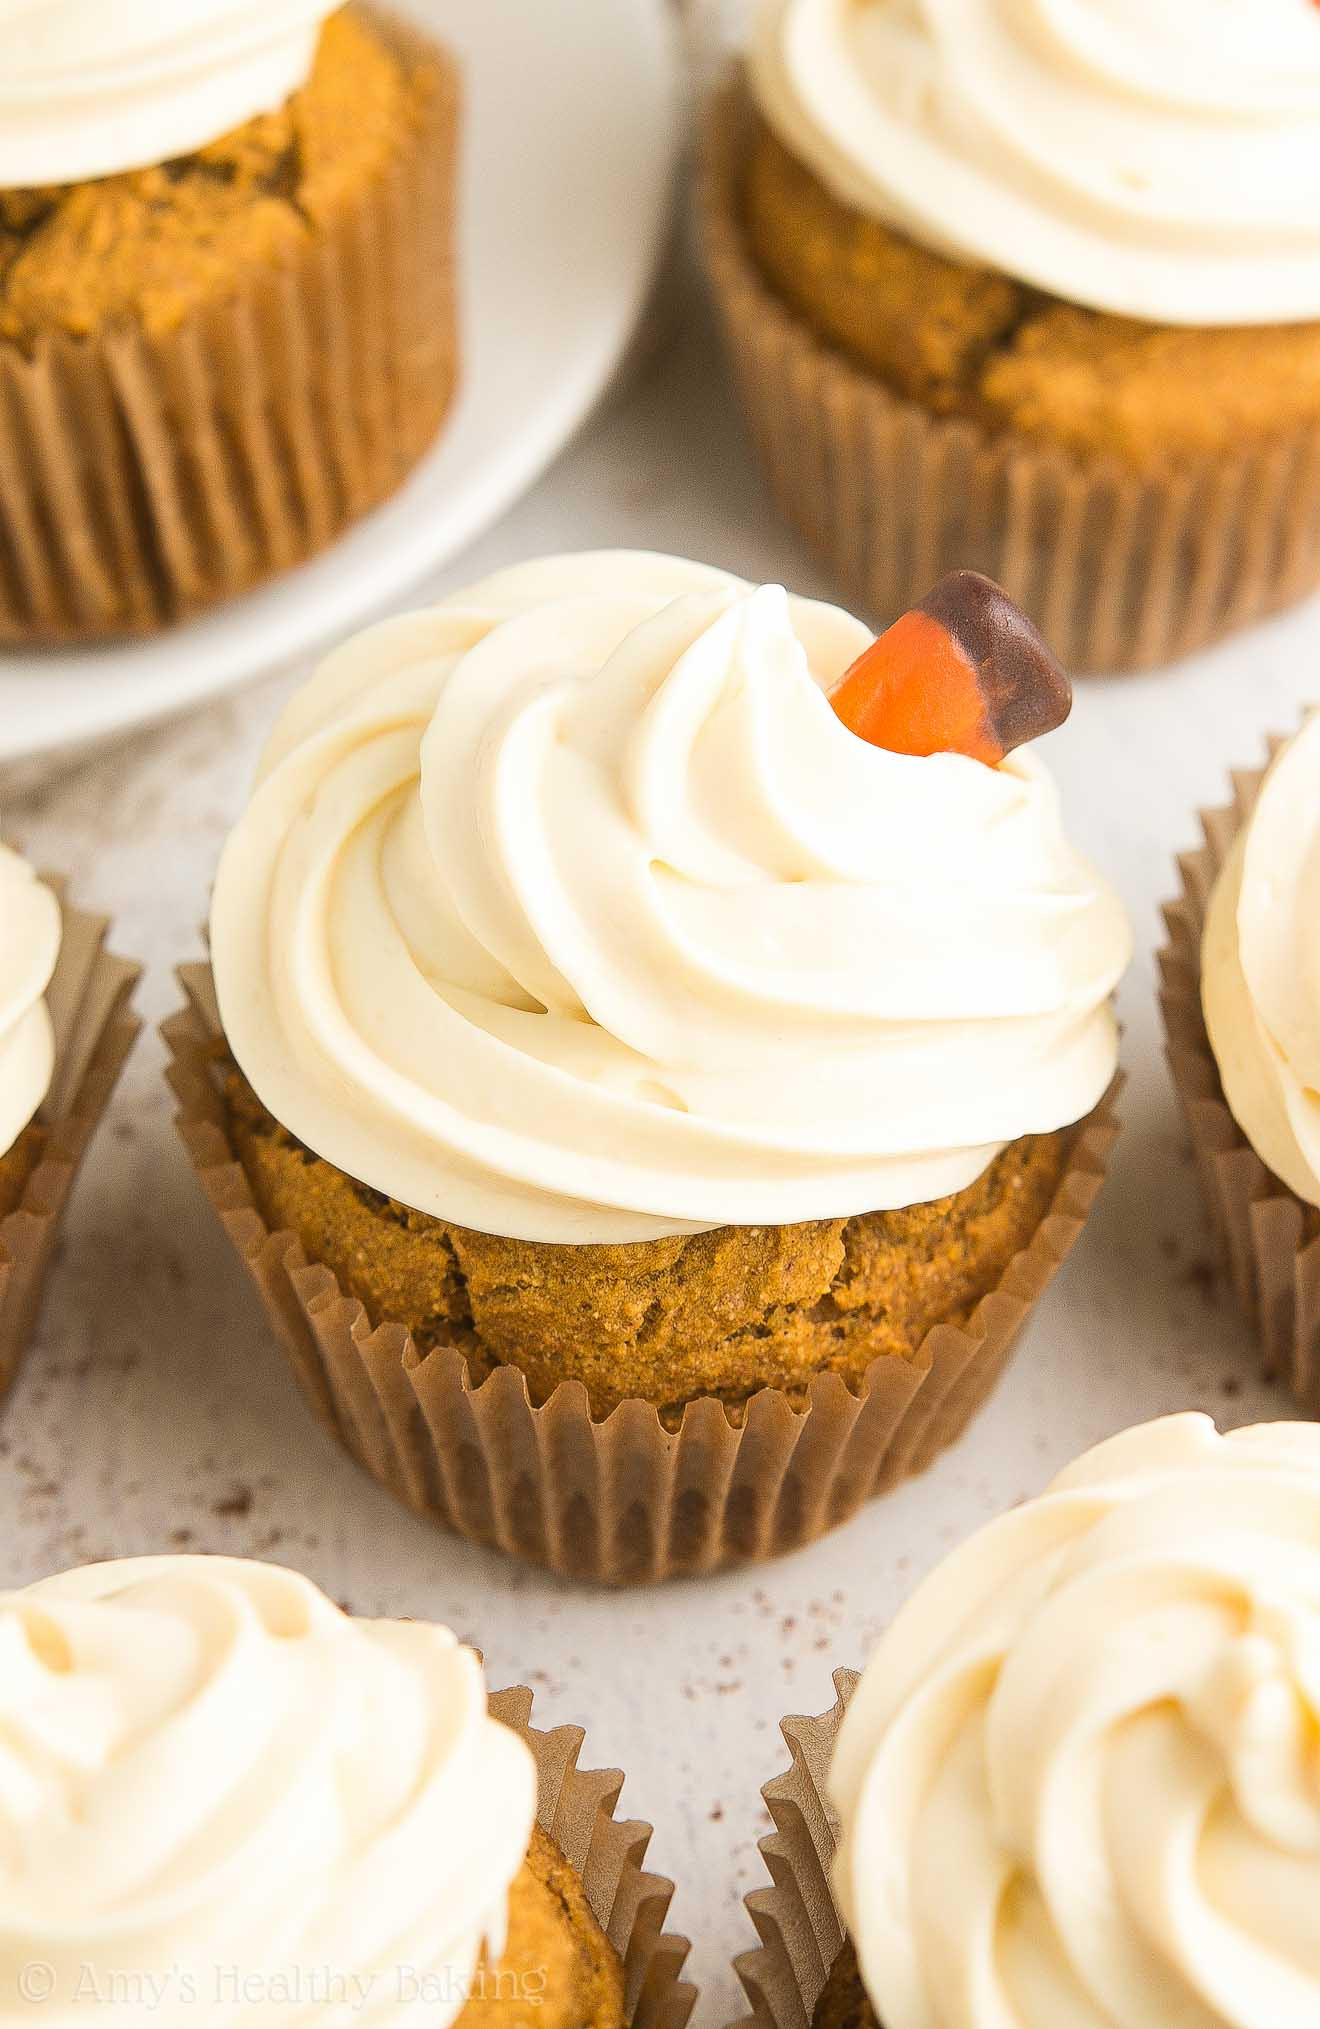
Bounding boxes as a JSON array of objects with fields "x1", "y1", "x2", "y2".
[
  {"x1": 0, "y1": 845, "x2": 59, "y2": 1164},
  {"x1": 1202, "y1": 712, "x2": 1320, "y2": 1210},
  {"x1": 0, "y1": 1556, "x2": 537, "y2": 2026},
  {"x1": 830, "y1": 1414, "x2": 1320, "y2": 2029},
  {"x1": 0, "y1": 0, "x2": 337, "y2": 189},
  {"x1": 750, "y1": 0, "x2": 1320, "y2": 326},
  {"x1": 210, "y1": 551, "x2": 1128, "y2": 1245}
]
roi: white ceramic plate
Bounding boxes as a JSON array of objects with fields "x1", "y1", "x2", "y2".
[{"x1": 0, "y1": 0, "x2": 683, "y2": 770}]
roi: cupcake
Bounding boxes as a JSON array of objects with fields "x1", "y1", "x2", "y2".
[
  {"x1": 1161, "y1": 710, "x2": 1320, "y2": 1407},
  {"x1": 170, "y1": 550, "x2": 1128, "y2": 1581},
  {"x1": 737, "y1": 1413, "x2": 1320, "y2": 2029},
  {"x1": 0, "y1": 3, "x2": 458, "y2": 645},
  {"x1": 0, "y1": 1554, "x2": 691, "y2": 2027},
  {"x1": 698, "y1": 2, "x2": 1320, "y2": 673},
  {"x1": 0, "y1": 841, "x2": 139, "y2": 1398}
]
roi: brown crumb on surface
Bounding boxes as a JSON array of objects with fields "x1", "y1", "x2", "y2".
[
  {"x1": 1180, "y1": 1257, "x2": 1220, "y2": 1302},
  {"x1": 213, "y1": 1487, "x2": 254, "y2": 1520}
]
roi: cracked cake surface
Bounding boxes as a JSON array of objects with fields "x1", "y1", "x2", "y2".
[{"x1": 0, "y1": 10, "x2": 425, "y2": 348}]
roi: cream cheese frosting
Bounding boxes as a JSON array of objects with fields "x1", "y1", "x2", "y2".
[
  {"x1": 830, "y1": 1413, "x2": 1320, "y2": 2029},
  {"x1": 0, "y1": 1555, "x2": 537, "y2": 2026},
  {"x1": 1202, "y1": 712, "x2": 1320, "y2": 1210},
  {"x1": 0, "y1": 0, "x2": 337, "y2": 189},
  {"x1": 0, "y1": 845, "x2": 60, "y2": 1166},
  {"x1": 210, "y1": 551, "x2": 1129, "y2": 1245},
  {"x1": 749, "y1": 0, "x2": 1320, "y2": 327}
]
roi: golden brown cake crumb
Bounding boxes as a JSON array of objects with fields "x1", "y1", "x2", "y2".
[
  {"x1": 979, "y1": 306, "x2": 1320, "y2": 467},
  {"x1": 0, "y1": 9, "x2": 424, "y2": 347},
  {"x1": 812, "y1": 1943, "x2": 879, "y2": 2029},
  {"x1": 226, "y1": 1069, "x2": 1069, "y2": 1425},
  {"x1": 745, "y1": 118, "x2": 1320, "y2": 469},
  {"x1": 745, "y1": 122, "x2": 1024, "y2": 411},
  {"x1": 0, "y1": 1123, "x2": 44, "y2": 1222},
  {"x1": 458, "y1": 1824, "x2": 624, "y2": 2029}
]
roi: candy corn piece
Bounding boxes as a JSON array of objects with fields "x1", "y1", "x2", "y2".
[{"x1": 829, "y1": 571, "x2": 1071, "y2": 765}]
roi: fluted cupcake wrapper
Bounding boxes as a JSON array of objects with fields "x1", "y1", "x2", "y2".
[
  {"x1": 698, "y1": 74, "x2": 1320, "y2": 677},
  {"x1": 491, "y1": 1684, "x2": 694, "y2": 2029},
  {"x1": 732, "y1": 1674, "x2": 857, "y2": 2029},
  {"x1": 0, "y1": 877, "x2": 140, "y2": 1399},
  {"x1": 165, "y1": 962, "x2": 1119, "y2": 1586},
  {"x1": 1159, "y1": 736, "x2": 1320, "y2": 1406},
  {"x1": 0, "y1": 7, "x2": 458, "y2": 646}
]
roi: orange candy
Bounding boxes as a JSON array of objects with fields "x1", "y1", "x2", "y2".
[{"x1": 829, "y1": 572, "x2": 1071, "y2": 766}]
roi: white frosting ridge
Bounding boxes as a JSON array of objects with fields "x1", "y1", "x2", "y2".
[
  {"x1": 210, "y1": 551, "x2": 1129, "y2": 1245},
  {"x1": 750, "y1": 0, "x2": 1320, "y2": 326},
  {"x1": 830, "y1": 1414, "x2": 1320, "y2": 2029},
  {"x1": 0, "y1": 845, "x2": 60, "y2": 1164},
  {"x1": 1202, "y1": 712, "x2": 1320, "y2": 1210},
  {"x1": 0, "y1": 0, "x2": 338, "y2": 188},
  {"x1": 0, "y1": 1556, "x2": 537, "y2": 2026}
]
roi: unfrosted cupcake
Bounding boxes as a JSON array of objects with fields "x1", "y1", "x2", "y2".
[
  {"x1": 0, "y1": 1555, "x2": 689, "y2": 2028},
  {"x1": 737, "y1": 1414, "x2": 1320, "y2": 2029},
  {"x1": 1161, "y1": 710, "x2": 1320, "y2": 1406},
  {"x1": 699, "y1": 1, "x2": 1320, "y2": 672},
  {"x1": 171, "y1": 550, "x2": 1128, "y2": 1580},
  {"x1": 0, "y1": 841, "x2": 138, "y2": 1399},
  {"x1": 0, "y1": 3, "x2": 458, "y2": 644}
]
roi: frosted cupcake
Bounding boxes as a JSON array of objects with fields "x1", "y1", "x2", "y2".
[
  {"x1": 0, "y1": 841, "x2": 138, "y2": 1399},
  {"x1": 699, "y1": 1, "x2": 1320, "y2": 672},
  {"x1": 738, "y1": 1414, "x2": 1320, "y2": 2029},
  {"x1": 0, "y1": 845, "x2": 61, "y2": 1221},
  {"x1": 0, "y1": 1555, "x2": 689, "y2": 2027},
  {"x1": 171, "y1": 551, "x2": 1128, "y2": 1579},
  {"x1": 0, "y1": 4, "x2": 458, "y2": 644},
  {"x1": 1162, "y1": 710, "x2": 1320, "y2": 1406}
]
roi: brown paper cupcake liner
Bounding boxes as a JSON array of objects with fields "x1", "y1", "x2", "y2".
[
  {"x1": 490, "y1": 1683, "x2": 694, "y2": 2029},
  {"x1": 732, "y1": 1673, "x2": 857, "y2": 2029},
  {"x1": 1159, "y1": 729, "x2": 1320, "y2": 1407},
  {"x1": 0, "y1": 7, "x2": 458, "y2": 646},
  {"x1": 164, "y1": 960, "x2": 1119, "y2": 1586},
  {"x1": 698, "y1": 74, "x2": 1320, "y2": 677},
  {"x1": 0, "y1": 875, "x2": 140, "y2": 1399}
]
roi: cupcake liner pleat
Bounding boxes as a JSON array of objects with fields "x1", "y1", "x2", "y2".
[
  {"x1": 0, "y1": 878, "x2": 140, "y2": 1400},
  {"x1": 1159, "y1": 736, "x2": 1320, "y2": 1406},
  {"x1": 732, "y1": 1675, "x2": 857, "y2": 2029},
  {"x1": 490, "y1": 1686, "x2": 694, "y2": 2029},
  {"x1": 165, "y1": 962, "x2": 1119, "y2": 1585},
  {"x1": 0, "y1": 7, "x2": 458, "y2": 646},
  {"x1": 697, "y1": 75, "x2": 1320, "y2": 676}
]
